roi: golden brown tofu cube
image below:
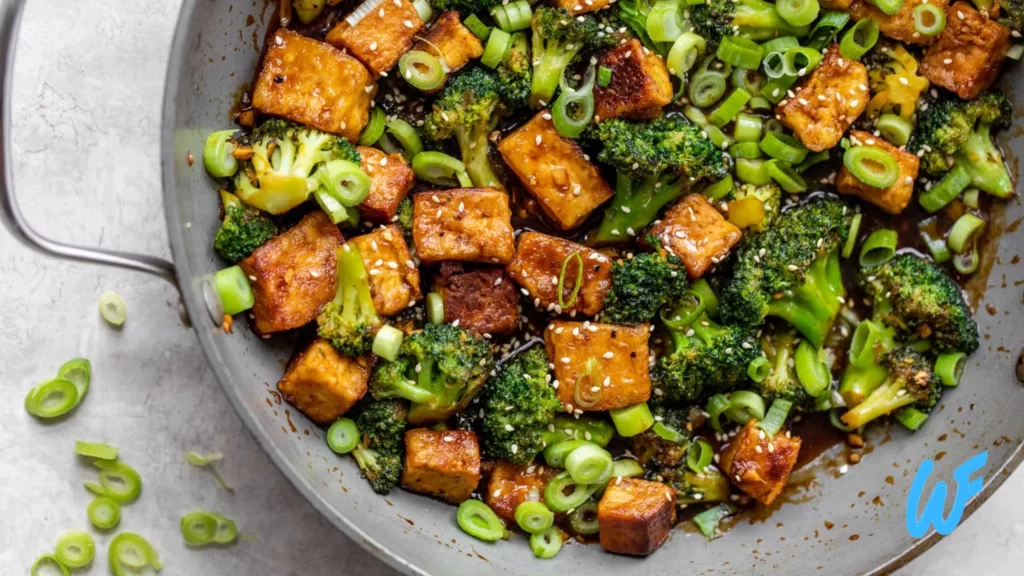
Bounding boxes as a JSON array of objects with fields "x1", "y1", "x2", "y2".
[
  {"x1": 552, "y1": 0, "x2": 611, "y2": 14},
  {"x1": 412, "y1": 189, "x2": 515, "y2": 264},
  {"x1": 777, "y1": 44, "x2": 869, "y2": 152},
  {"x1": 325, "y1": 0, "x2": 423, "y2": 77},
  {"x1": 820, "y1": 0, "x2": 853, "y2": 9},
  {"x1": 920, "y1": 2, "x2": 1010, "y2": 100},
  {"x1": 594, "y1": 39, "x2": 673, "y2": 121},
  {"x1": 506, "y1": 232, "x2": 612, "y2": 316},
  {"x1": 598, "y1": 478, "x2": 676, "y2": 556},
  {"x1": 277, "y1": 339, "x2": 371, "y2": 425},
  {"x1": 252, "y1": 29, "x2": 375, "y2": 142},
  {"x1": 435, "y1": 263, "x2": 519, "y2": 335},
  {"x1": 401, "y1": 429, "x2": 481, "y2": 504},
  {"x1": 239, "y1": 211, "x2": 344, "y2": 334},
  {"x1": 412, "y1": 11, "x2": 483, "y2": 88},
  {"x1": 647, "y1": 194, "x2": 741, "y2": 279},
  {"x1": 836, "y1": 131, "x2": 920, "y2": 215},
  {"x1": 846, "y1": 0, "x2": 951, "y2": 45},
  {"x1": 544, "y1": 321, "x2": 650, "y2": 412},
  {"x1": 356, "y1": 146, "x2": 416, "y2": 222},
  {"x1": 350, "y1": 225, "x2": 421, "y2": 316},
  {"x1": 498, "y1": 112, "x2": 614, "y2": 230},
  {"x1": 486, "y1": 461, "x2": 559, "y2": 522},
  {"x1": 720, "y1": 420, "x2": 802, "y2": 506}
]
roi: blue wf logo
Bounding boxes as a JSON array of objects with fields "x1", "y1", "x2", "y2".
[{"x1": 905, "y1": 450, "x2": 988, "y2": 537}]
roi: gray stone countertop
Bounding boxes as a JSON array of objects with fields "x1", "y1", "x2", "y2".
[{"x1": 0, "y1": 0, "x2": 1020, "y2": 574}]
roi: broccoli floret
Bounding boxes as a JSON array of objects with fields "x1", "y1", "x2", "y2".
[
  {"x1": 585, "y1": 116, "x2": 730, "y2": 245},
  {"x1": 601, "y1": 244, "x2": 689, "y2": 325},
  {"x1": 213, "y1": 190, "x2": 277, "y2": 262},
  {"x1": 840, "y1": 348, "x2": 939, "y2": 429},
  {"x1": 496, "y1": 32, "x2": 532, "y2": 110},
  {"x1": 540, "y1": 414, "x2": 615, "y2": 446},
  {"x1": 429, "y1": 0, "x2": 500, "y2": 14},
  {"x1": 690, "y1": 0, "x2": 812, "y2": 46},
  {"x1": 317, "y1": 243, "x2": 382, "y2": 355},
  {"x1": 631, "y1": 403, "x2": 694, "y2": 468},
  {"x1": 732, "y1": 182, "x2": 782, "y2": 233},
  {"x1": 719, "y1": 196, "x2": 851, "y2": 348},
  {"x1": 617, "y1": 0, "x2": 660, "y2": 54},
  {"x1": 234, "y1": 119, "x2": 362, "y2": 215},
  {"x1": 860, "y1": 254, "x2": 979, "y2": 353},
  {"x1": 369, "y1": 323, "x2": 493, "y2": 425},
  {"x1": 481, "y1": 346, "x2": 561, "y2": 464},
  {"x1": 530, "y1": 7, "x2": 600, "y2": 108},
  {"x1": 752, "y1": 327, "x2": 822, "y2": 409},
  {"x1": 997, "y1": 0, "x2": 1024, "y2": 32},
  {"x1": 655, "y1": 465, "x2": 731, "y2": 505},
  {"x1": 838, "y1": 319, "x2": 897, "y2": 407},
  {"x1": 394, "y1": 197, "x2": 413, "y2": 240},
  {"x1": 908, "y1": 91, "x2": 1012, "y2": 197},
  {"x1": 423, "y1": 67, "x2": 505, "y2": 189},
  {"x1": 350, "y1": 398, "x2": 408, "y2": 495}
]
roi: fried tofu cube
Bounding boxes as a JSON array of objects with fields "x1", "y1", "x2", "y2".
[
  {"x1": 277, "y1": 339, "x2": 371, "y2": 425},
  {"x1": 552, "y1": 0, "x2": 611, "y2": 14},
  {"x1": 497, "y1": 112, "x2": 614, "y2": 230},
  {"x1": 647, "y1": 194, "x2": 741, "y2": 279},
  {"x1": 720, "y1": 420, "x2": 802, "y2": 506},
  {"x1": 325, "y1": 0, "x2": 423, "y2": 77},
  {"x1": 435, "y1": 263, "x2": 519, "y2": 335},
  {"x1": 598, "y1": 478, "x2": 676, "y2": 556},
  {"x1": 544, "y1": 321, "x2": 650, "y2": 411},
  {"x1": 486, "y1": 462, "x2": 559, "y2": 522},
  {"x1": 412, "y1": 189, "x2": 515, "y2": 264},
  {"x1": 350, "y1": 225, "x2": 421, "y2": 316},
  {"x1": 240, "y1": 211, "x2": 344, "y2": 334},
  {"x1": 252, "y1": 29, "x2": 375, "y2": 142},
  {"x1": 777, "y1": 44, "x2": 869, "y2": 152},
  {"x1": 412, "y1": 11, "x2": 483, "y2": 89},
  {"x1": 506, "y1": 232, "x2": 612, "y2": 316},
  {"x1": 401, "y1": 429, "x2": 481, "y2": 504},
  {"x1": 847, "y1": 0, "x2": 951, "y2": 45},
  {"x1": 357, "y1": 146, "x2": 416, "y2": 222},
  {"x1": 836, "y1": 131, "x2": 920, "y2": 215},
  {"x1": 594, "y1": 39, "x2": 673, "y2": 121},
  {"x1": 819, "y1": 0, "x2": 853, "y2": 9},
  {"x1": 920, "y1": 2, "x2": 1010, "y2": 100}
]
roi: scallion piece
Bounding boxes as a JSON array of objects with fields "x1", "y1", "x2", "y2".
[
  {"x1": 759, "y1": 398, "x2": 793, "y2": 436},
  {"x1": 202, "y1": 130, "x2": 238, "y2": 178},
  {"x1": 214, "y1": 265, "x2": 254, "y2": 316},
  {"x1": 652, "y1": 422, "x2": 688, "y2": 445},
  {"x1": 481, "y1": 28, "x2": 512, "y2": 69},
  {"x1": 647, "y1": 0, "x2": 685, "y2": 42},
  {"x1": 694, "y1": 503, "x2": 735, "y2": 540},
  {"x1": 565, "y1": 443, "x2": 614, "y2": 485},
  {"x1": 795, "y1": 340, "x2": 830, "y2": 397},
  {"x1": 708, "y1": 88, "x2": 752, "y2": 127},
  {"x1": 736, "y1": 158, "x2": 771, "y2": 185},
  {"x1": 667, "y1": 32, "x2": 707, "y2": 79},
  {"x1": 762, "y1": 51, "x2": 787, "y2": 79},
  {"x1": 399, "y1": 50, "x2": 446, "y2": 90},
  {"x1": 876, "y1": 114, "x2": 913, "y2": 147},
  {"x1": 84, "y1": 460, "x2": 142, "y2": 504},
  {"x1": 378, "y1": 118, "x2": 423, "y2": 161},
  {"x1": 327, "y1": 418, "x2": 360, "y2": 454},
  {"x1": 702, "y1": 174, "x2": 735, "y2": 200},
  {"x1": 729, "y1": 142, "x2": 762, "y2": 160},
  {"x1": 530, "y1": 526, "x2": 564, "y2": 559},
  {"x1": 859, "y1": 228, "x2": 898, "y2": 267},
  {"x1": 918, "y1": 217, "x2": 952, "y2": 263},
  {"x1": 1007, "y1": 44, "x2": 1024, "y2": 60},
  {"x1": 98, "y1": 291, "x2": 127, "y2": 326},
  {"x1": 947, "y1": 213, "x2": 985, "y2": 254},
  {"x1": 919, "y1": 163, "x2": 970, "y2": 213},
  {"x1": 54, "y1": 531, "x2": 95, "y2": 569},
  {"x1": 895, "y1": 406, "x2": 929, "y2": 431},
  {"x1": 748, "y1": 96, "x2": 773, "y2": 111},
  {"x1": 180, "y1": 511, "x2": 238, "y2": 546},
  {"x1": 962, "y1": 187, "x2": 981, "y2": 209},
  {"x1": 371, "y1": 325, "x2": 404, "y2": 362},
  {"x1": 88, "y1": 496, "x2": 121, "y2": 530},
  {"x1": 413, "y1": 0, "x2": 432, "y2": 22},
  {"x1": 782, "y1": 46, "x2": 823, "y2": 76},
  {"x1": 686, "y1": 439, "x2": 714, "y2": 473},
  {"x1": 660, "y1": 291, "x2": 706, "y2": 329},
  {"x1": 953, "y1": 245, "x2": 980, "y2": 275},
  {"x1": 75, "y1": 441, "x2": 118, "y2": 461},
  {"x1": 609, "y1": 402, "x2": 655, "y2": 437},
  {"x1": 552, "y1": 65, "x2": 596, "y2": 138},
  {"x1": 24, "y1": 378, "x2": 79, "y2": 419},
  {"x1": 706, "y1": 393, "x2": 732, "y2": 432},
  {"x1": 760, "y1": 74, "x2": 798, "y2": 103},
  {"x1": 543, "y1": 439, "x2": 586, "y2": 469},
  {"x1": 760, "y1": 131, "x2": 808, "y2": 164},
  {"x1": 544, "y1": 471, "x2": 599, "y2": 512},
  {"x1": 426, "y1": 292, "x2": 444, "y2": 324},
  {"x1": 515, "y1": 501, "x2": 555, "y2": 534},
  {"x1": 777, "y1": 0, "x2": 819, "y2": 26},
  {"x1": 313, "y1": 189, "x2": 350, "y2": 224},
  {"x1": 464, "y1": 13, "x2": 491, "y2": 40},
  {"x1": 843, "y1": 145, "x2": 899, "y2": 188},
  {"x1": 490, "y1": 0, "x2": 532, "y2": 32},
  {"x1": 412, "y1": 151, "x2": 472, "y2": 187},
  {"x1": 842, "y1": 213, "x2": 863, "y2": 258},
  {"x1": 185, "y1": 451, "x2": 233, "y2": 491},
  {"x1": 704, "y1": 124, "x2": 734, "y2": 149},
  {"x1": 597, "y1": 65, "x2": 612, "y2": 87},
  {"x1": 58, "y1": 358, "x2": 91, "y2": 401},
  {"x1": 732, "y1": 113, "x2": 764, "y2": 143},
  {"x1": 839, "y1": 19, "x2": 879, "y2": 60},
  {"x1": 725, "y1": 391, "x2": 767, "y2": 425},
  {"x1": 568, "y1": 501, "x2": 600, "y2": 535},
  {"x1": 765, "y1": 159, "x2": 808, "y2": 193},
  {"x1": 31, "y1": 554, "x2": 69, "y2": 576},
  {"x1": 867, "y1": 0, "x2": 904, "y2": 15},
  {"x1": 688, "y1": 71, "x2": 727, "y2": 108},
  {"x1": 690, "y1": 278, "x2": 719, "y2": 319},
  {"x1": 108, "y1": 533, "x2": 163, "y2": 575},
  {"x1": 359, "y1": 107, "x2": 386, "y2": 146},
  {"x1": 805, "y1": 10, "x2": 850, "y2": 51},
  {"x1": 935, "y1": 352, "x2": 967, "y2": 387},
  {"x1": 829, "y1": 407, "x2": 855, "y2": 432},
  {"x1": 795, "y1": 150, "x2": 830, "y2": 174},
  {"x1": 731, "y1": 67, "x2": 765, "y2": 94},
  {"x1": 557, "y1": 251, "x2": 584, "y2": 309},
  {"x1": 747, "y1": 356, "x2": 771, "y2": 382},
  {"x1": 457, "y1": 500, "x2": 508, "y2": 542},
  {"x1": 321, "y1": 159, "x2": 371, "y2": 207},
  {"x1": 760, "y1": 35, "x2": 800, "y2": 55},
  {"x1": 610, "y1": 458, "x2": 645, "y2": 478},
  {"x1": 717, "y1": 36, "x2": 763, "y2": 69}
]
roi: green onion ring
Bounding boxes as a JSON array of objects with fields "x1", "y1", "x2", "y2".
[
  {"x1": 464, "y1": 14, "x2": 491, "y2": 40},
  {"x1": 647, "y1": 0, "x2": 685, "y2": 42},
  {"x1": 610, "y1": 458, "x2": 645, "y2": 478},
  {"x1": 842, "y1": 212, "x2": 862, "y2": 259},
  {"x1": 895, "y1": 406, "x2": 929, "y2": 431},
  {"x1": 359, "y1": 107, "x2": 386, "y2": 146},
  {"x1": 829, "y1": 407, "x2": 856, "y2": 432},
  {"x1": 24, "y1": 378, "x2": 79, "y2": 419},
  {"x1": 426, "y1": 292, "x2": 444, "y2": 324},
  {"x1": 732, "y1": 113, "x2": 764, "y2": 143},
  {"x1": 457, "y1": 500, "x2": 508, "y2": 542},
  {"x1": 399, "y1": 50, "x2": 446, "y2": 90},
  {"x1": 758, "y1": 398, "x2": 793, "y2": 436},
  {"x1": 747, "y1": 355, "x2": 771, "y2": 382},
  {"x1": 530, "y1": 526, "x2": 564, "y2": 559},
  {"x1": 515, "y1": 501, "x2": 555, "y2": 534},
  {"x1": 481, "y1": 28, "x2": 512, "y2": 69},
  {"x1": 782, "y1": 46, "x2": 823, "y2": 76},
  {"x1": 876, "y1": 113, "x2": 913, "y2": 147},
  {"x1": 568, "y1": 501, "x2": 600, "y2": 535},
  {"x1": 859, "y1": 228, "x2": 898, "y2": 267},
  {"x1": 54, "y1": 531, "x2": 95, "y2": 569},
  {"x1": 371, "y1": 325, "x2": 404, "y2": 363},
  {"x1": 652, "y1": 421, "x2": 689, "y2": 444},
  {"x1": 691, "y1": 278, "x2": 719, "y2": 319},
  {"x1": 724, "y1": 390, "x2": 766, "y2": 425},
  {"x1": 98, "y1": 291, "x2": 127, "y2": 326},
  {"x1": 843, "y1": 145, "x2": 899, "y2": 188},
  {"x1": 935, "y1": 352, "x2": 967, "y2": 387},
  {"x1": 947, "y1": 213, "x2": 985, "y2": 254},
  {"x1": 659, "y1": 290, "x2": 706, "y2": 329},
  {"x1": 412, "y1": 151, "x2": 470, "y2": 187},
  {"x1": 573, "y1": 357, "x2": 602, "y2": 409},
  {"x1": 202, "y1": 130, "x2": 238, "y2": 178},
  {"x1": 31, "y1": 554, "x2": 70, "y2": 576},
  {"x1": 214, "y1": 265, "x2": 255, "y2": 316},
  {"x1": 108, "y1": 532, "x2": 163, "y2": 575},
  {"x1": 686, "y1": 439, "x2": 714, "y2": 473},
  {"x1": 736, "y1": 158, "x2": 771, "y2": 185},
  {"x1": 765, "y1": 159, "x2": 808, "y2": 193},
  {"x1": 490, "y1": 0, "x2": 532, "y2": 32},
  {"x1": 552, "y1": 65, "x2": 596, "y2": 138},
  {"x1": 805, "y1": 10, "x2": 850, "y2": 51},
  {"x1": 688, "y1": 71, "x2": 727, "y2": 108},
  {"x1": 839, "y1": 19, "x2": 879, "y2": 60},
  {"x1": 716, "y1": 35, "x2": 763, "y2": 69},
  {"x1": 318, "y1": 159, "x2": 371, "y2": 206},
  {"x1": 667, "y1": 32, "x2": 707, "y2": 79},
  {"x1": 919, "y1": 163, "x2": 970, "y2": 213},
  {"x1": 88, "y1": 496, "x2": 121, "y2": 530},
  {"x1": 557, "y1": 251, "x2": 584, "y2": 309},
  {"x1": 609, "y1": 403, "x2": 655, "y2": 437},
  {"x1": 597, "y1": 65, "x2": 612, "y2": 87},
  {"x1": 84, "y1": 460, "x2": 142, "y2": 504},
  {"x1": 708, "y1": 88, "x2": 752, "y2": 127},
  {"x1": 867, "y1": 0, "x2": 904, "y2": 15},
  {"x1": 953, "y1": 246, "x2": 980, "y2": 275},
  {"x1": 918, "y1": 218, "x2": 952, "y2": 264},
  {"x1": 543, "y1": 439, "x2": 587, "y2": 469},
  {"x1": 706, "y1": 393, "x2": 732, "y2": 432},
  {"x1": 776, "y1": 0, "x2": 820, "y2": 27},
  {"x1": 762, "y1": 51, "x2": 787, "y2": 79},
  {"x1": 413, "y1": 0, "x2": 432, "y2": 22},
  {"x1": 795, "y1": 340, "x2": 830, "y2": 397},
  {"x1": 565, "y1": 443, "x2": 614, "y2": 485},
  {"x1": 693, "y1": 503, "x2": 735, "y2": 540},
  {"x1": 760, "y1": 131, "x2": 808, "y2": 164},
  {"x1": 378, "y1": 118, "x2": 423, "y2": 161},
  {"x1": 544, "y1": 471, "x2": 599, "y2": 512},
  {"x1": 327, "y1": 418, "x2": 360, "y2": 454}
]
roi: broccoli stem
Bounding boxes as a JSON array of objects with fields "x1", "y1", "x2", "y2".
[
  {"x1": 455, "y1": 125, "x2": 501, "y2": 189},
  {"x1": 955, "y1": 122, "x2": 1013, "y2": 198},
  {"x1": 529, "y1": 35, "x2": 581, "y2": 108},
  {"x1": 765, "y1": 250, "x2": 843, "y2": 348},
  {"x1": 351, "y1": 444, "x2": 379, "y2": 475},
  {"x1": 590, "y1": 173, "x2": 686, "y2": 245},
  {"x1": 840, "y1": 379, "x2": 917, "y2": 429},
  {"x1": 417, "y1": 357, "x2": 435, "y2": 391},
  {"x1": 392, "y1": 377, "x2": 437, "y2": 405},
  {"x1": 838, "y1": 362, "x2": 889, "y2": 408},
  {"x1": 337, "y1": 245, "x2": 377, "y2": 325}
]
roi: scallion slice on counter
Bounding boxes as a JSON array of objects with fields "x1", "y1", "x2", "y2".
[
  {"x1": 186, "y1": 450, "x2": 234, "y2": 491},
  {"x1": 181, "y1": 511, "x2": 238, "y2": 546},
  {"x1": 75, "y1": 441, "x2": 118, "y2": 461},
  {"x1": 326, "y1": 418, "x2": 360, "y2": 454},
  {"x1": 456, "y1": 500, "x2": 509, "y2": 542},
  {"x1": 108, "y1": 532, "x2": 163, "y2": 575},
  {"x1": 88, "y1": 496, "x2": 121, "y2": 530},
  {"x1": 24, "y1": 378, "x2": 79, "y2": 419},
  {"x1": 98, "y1": 291, "x2": 127, "y2": 326},
  {"x1": 84, "y1": 460, "x2": 142, "y2": 504},
  {"x1": 30, "y1": 554, "x2": 69, "y2": 576},
  {"x1": 399, "y1": 50, "x2": 446, "y2": 90},
  {"x1": 58, "y1": 358, "x2": 91, "y2": 400},
  {"x1": 54, "y1": 531, "x2": 95, "y2": 569}
]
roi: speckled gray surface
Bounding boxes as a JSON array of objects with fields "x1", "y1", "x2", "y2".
[{"x1": 0, "y1": 0, "x2": 1020, "y2": 574}]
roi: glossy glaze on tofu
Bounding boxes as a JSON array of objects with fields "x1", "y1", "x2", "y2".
[
  {"x1": 412, "y1": 188, "x2": 515, "y2": 264},
  {"x1": 401, "y1": 429, "x2": 481, "y2": 503},
  {"x1": 357, "y1": 146, "x2": 415, "y2": 222},
  {"x1": 594, "y1": 39, "x2": 673, "y2": 121},
  {"x1": 277, "y1": 339, "x2": 371, "y2": 425},
  {"x1": 411, "y1": 11, "x2": 483, "y2": 90},
  {"x1": 920, "y1": 2, "x2": 1010, "y2": 100},
  {"x1": 836, "y1": 131, "x2": 920, "y2": 215},
  {"x1": 598, "y1": 477, "x2": 676, "y2": 556},
  {"x1": 720, "y1": 420, "x2": 802, "y2": 506},
  {"x1": 325, "y1": 0, "x2": 423, "y2": 78},
  {"x1": 506, "y1": 232, "x2": 613, "y2": 316},
  {"x1": 486, "y1": 461, "x2": 560, "y2": 522},
  {"x1": 647, "y1": 194, "x2": 742, "y2": 279},
  {"x1": 350, "y1": 225, "x2": 421, "y2": 316},
  {"x1": 434, "y1": 263, "x2": 519, "y2": 335}
]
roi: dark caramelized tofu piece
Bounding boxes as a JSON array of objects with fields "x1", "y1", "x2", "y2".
[
  {"x1": 411, "y1": 11, "x2": 483, "y2": 88},
  {"x1": 486, "y1": 461, "x2": 559, "y2": 522},
  {"x1": 434, "y1": 263, "x2": 519, "y2": 335},
  {"x1": 357, "y1": 146, "x2": 415, "y2": 222},
  {"x1": 720, "y1": 420, "x2": 802, "y2": 506},
  {"x1": 920, "y1": 2, "x2": 1011, "y2": 100},
  {"x1": 646, "y1": 194, "x2": 741, "y2": 279},
  {"x1": 497, "y1": 112, "x2": 614, "y2": 230},
  {"x1": 552, "y1": 0, "x2": 611, "y2": 13},
  {"x1": 846, "y1": 0, "x2": 950, "y2": 45},
  {"x1": 594, "y1": 39, "x2": 673, "y2": 120},
  {"x1": 544, "y1": 321, "x2": 651, "y2": 412},
  {"x1": 325, "y1": 0, "x2": 423, "y2": 77},
  {"x1": 350, "y1": 225, "x2": 421, "y2": 316},
  {"x1": 401, "y1": 429, "x2": 481, "y2": 504},
  {"x1": 412, "y1": 189, "x2": 515, "y2": 264},
  {"x1": 835, "y1": 131, "x2": 920, "y2": 215},
  {"x1": 239, "y1": 211, "x2": 344, "y2": 334},
  {"x1": 598, "y1": 477, "x2": 676, "y2": 556},
  {"x1": 506, "y1": 232, "x2": 612, "y2": 316},
  {"x1": 277, "y1": 339, "x2": 372, "y2": 425},
  {"x1": 252, "y1": 29, "x2": 375, "y2": 142}
]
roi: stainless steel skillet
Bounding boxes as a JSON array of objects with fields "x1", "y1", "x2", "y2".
[{"x1": 1, "y1": 0, "x2": 1023, "y2": 573}]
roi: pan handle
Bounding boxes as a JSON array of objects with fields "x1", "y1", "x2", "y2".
[{"x1": 0, "y1": 0, "x2": 179, "y2": 289}]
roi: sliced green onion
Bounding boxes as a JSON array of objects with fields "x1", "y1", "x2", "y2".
[
  {"x1": 648, "y1": 0, "x2": 685, "y2": 42},
  {"x1": 609, "y1": 403, "x2": 655, "y2": 437},
  {"x1": 748, "y1": 356, "x2": 771, "y2": 382},
  {"x1": 762, "y1": 51, "x2": 787, "y2": 79},
  {"x1": 919, "y1": 164, "x2": 970, "y2": 213},
  {"x1": 379, "y1": 118, "x2": 423, "y2": 161},
  {"x1": 765, "y1": 159, "x2": 808, "y2": 193},
  {"x1": 359, "y1": 108, "x2": 386, "y2": 146},
  {"x1": 935, "y1": 352, "x2": 967, "y2": 387},
  {"x1": 708, "y1": 88, "x2": 752, "y2": 127},
  {"x1": 795, "y1": 340, "x2": 830, "y2": 397},
  {"x1": 84, "y1": 460, "x2": 142, "y2": 504},
  {"x1": 702, "y1": 175, "x2": 735, "y2": 200},
  {"x1": 859, "y1": 228, "x2": 898, "y2": 267},
  {"x1": 180, "y1": 511, "x2": 238, "y2": 546},
  {"x1": 327, "y1": 418, "x2": 360, "y2": 454},
  {"x1": 686, "y1": 439, "x2": 714, "y2": 473},
  {"x1": 895, "y1": 406, "x2": 929, "y2": 431},
  {"x1": 426, "y1": 292, "x2": 444, "y2": 324},
  {"x1": 544, "y1": 471, "x2": 599, "y2": 512},
  {"x1": 843, "y1": 145, "x2": 899, "y2": 188},
  {"x1": 557, "y1": 251, "x2": 584, "y2": 309},
  {"x1": 759, "y1": 398, "x2": 793, "y2": 436},
  {"x1": 214, "y1": 265, "x2": 254, "y2": 316},
  {"x1": 694, "y1": 503, "x2": 735, "y2": 540},
  {"x1": 842, "y1": 212, "x2": 863, "y2": 258},
  {"x1": 457, "y1": 500, "x2": 508, "y2": 542},
  {"x1": 185, "y1": 451, "x2": 233, "y2": 491},
  {"x1": 660, "y1": 291, "x2": 706, "y2": 329},
  {"x1": 748, "y1": 96, "x2": 773, "y2": 111},
  {"x1": 1007, "y1": 44, "x2": 1024, "y2": 60},
  {"x1": 565, "y1": 443, "x2": 613, "y2": 485},
  {"x1": 733, "y1": 114, "x2": 763, "y2": 143},
  {"x1": 24, "y1": 378, "x2": 79, "y2": 419},
  {"x1": 667, "y1": 32, "x2": 707, "y2": 79},
  {"x1": 552, "y1": 65, "x2": 596, "y2": 138},
  {"x1": 724, "y1": 390, "x2": 766, "y2": 425},
  {"x1": 490, "y1": 0, "x2": 532, "y2": 32},
  {"x1": 706, "y1": 393, "x2": 732, "y2": 432},
  {"x1": 611, "y1": 458, "x2": 645, "y2": 478},
  {"x1": 58, "y1": 358, "x2": 91, "y2": 400},
  {"x1": 514, "y1": 501, "x2": 555, "y2": 534},
  {"x1": 805, "y1": 10, "x2": 850, "y2": 51},
  {"x1": 760, "y1": 75, "x2": 798, "y2": 103},
  {"x1": 75, "y1": 441, "x2": 118, "y2": 461},
  {"x1": 782, "y1": 46, "x2": 823, "y2": 76},
  {"x1": 313, "y1": 189, "x2": 350, "y2": 225},
  {"x1": 481, "y1": 28, "x2": 512, "y2": 69},
  {"x1": 736, "y1": 158, "x2": 771, "y2": 185},
  {"x1": 464, "y1": 14, "x2": 491, "y2": 40},
  {"x1": 530, "y1": 526, "x2": 563, "y2": 559},
  {"x1": 597, "y1": 65, "x2": 612, "y2": 87},
  {"x1": 98, "y1": 291, "x2": 127, "y2": 326},
  {"x1": 876, "y1": 114, "x2": 913, "y2": 147},
  {"x1": 203, "y1": 130, "x2": 238, "y2": 178},
  {"x1": 652, "y1": 421, "x2": 688, "y2": 444},
  {"x1": 830, "y1": 407, "x2": 855, "y2": 432},
  {"x1": 399, "y1": 51, "x2": 446, "y2": 90},
  {"x1": 777, "y1": 0, "x2": 819, "y2": 27},
  {"x1": 88, "y1": 496, "x2": 121, "y2": 530},
  {"x1": 543, "y1": 439, "x2": 587, "y2": 469},
  {"x1": 691, "y1": 279, "x2": 719, "y2": 319},
  {"x1": 732, "y1": 68, "x2": 765, "y2": 94},
  {"x1": 760, "y1": 131, "x2": 808, "y2": 164},
  {"x1": 704, "y1": 124, "x2": 734, "y2": 149},
  {"x1": 683, "y1": 105, "x2": 709, "y2": 126},
  {"x1": 962, "y1": 187, "x2": 981, "y2": 209},
  {"x1": 318, "y1": 159, "x2": 371, "y2": 206},
  {"x1": 840, "y1": 19, "x2": 879, "y2": 60},
  {"x1": 867, "y1": 0, "x2": 904, "y2": 15},
  {"x1": 31, "y1": 554, "x2": 69, "y2": 576},
  {"x1": 918, "y1": 217, "x2": 952, "y2": 264},
  {"x1": 108, "y1": 533, "x2": 163, "y2": 575},
  {"x1": 717, "y1": 36, "x2": 763, "y2": 69},
  {"x1": 760, "y1": 36, "x2": 801, "y2": 55},
  {"x1": 847, "y1": 320, "x2": 894, "y2": 369},
  {"x1": 953, "y1": 245, "x2": 980, "y2": 275},
  {"x1": 413, "y1": 0, "x2": 432, "y2": 22},
  {"x1": 948, "y1": 213, "x2": 985, "y2": 254},
  {"x1": 688, "y1": 71, "x2": 727, "y2": 108},
  {"x1": 412, "y1": 151, "x2": 471, "y2": 187},
  {"x1": 53, "y1": 531, "x2": 95, "y2": 569},
  {"x1": 567, "y1": 501, "x2": 600, "y2": 535},
  {"x1": 796, "y1": 150, "x2": 830, "y2": 174},
  {"x1": 371, "y1": 325, "x2": 404, "y2": 362}
]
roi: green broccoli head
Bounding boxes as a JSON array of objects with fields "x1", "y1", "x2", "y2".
[
  {"x1": 631, "y1": 402, "x2": 694, "y2": 468},
  {"x1": 350, "y1": 398, "x2": 408, "y2": 495},
  {"x1": 752, "y1": 328, "x2": 816, "y2": 408},
  {"x1": 654, "y1": 464, "x2": 731, "y2": 505},
  {"x1": 317, "y1": 243, "x2": 382, "y2": 356},
  {"x1": 616, "y1": 0, "x2": 659, "y2": 54},
  {"x1": 481, "y1": 346, "x2": 561, "y2": 464},
  {"x1": 719, "y1": 196, "x2": 851, "y2": 348},
  {"x1": 423, "y1": 67, "x2": 504, "y2": 188},
  {"x1": 601, "y1": 244, "x2": 689, "y2": 325},
  {"x1": 496, "y1": 31, "x2": 532, "y2": 110},
  {"x1": 213, "y1": 192, "x2": 277, "y2": 262},
  {"x1": 393, "y1": 197, "x2": 413, "y2": 239},
  {"x1": 429, "y1": 0, "x2": 501, "y2": 14},
  {"x1": 690, "y1": 0, "x2": 812, "y2": 46},
  {"x1": 840, "y1": 348, "x2": 939, "y2": 429},
  {"x1": 860, "y1": 254, "x2": 979, "y2": 353},
  {"x1": 998, "y1": 0, "x2": 1024, "y2": 32},
  {"x1": 732, "y1": 182, "x2": 782, "y2": 233},
  {"x1": 539, "y1": 414, "x2": 616, "y2": 447},
  {"x1": 530, "y1": 7, "x2": 600, "y2": 107}
]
